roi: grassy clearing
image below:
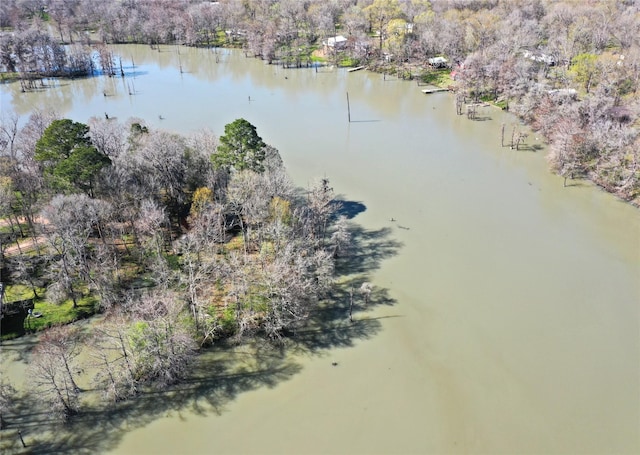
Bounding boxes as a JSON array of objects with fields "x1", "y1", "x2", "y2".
[
  {"x1": 419, "y1": 67, "x2": 453, "y2": 87},
  {"x1": 338, "y1": 57, "x2": 360, "y2": 67},
  {"x1": 26, "y1": 296, "x2": 97, "y2": 331},
  {"x1": 494, "y1": 99, "x2": 509, "y2": 110},
  {"x1": 0, "y1": 222, "x2": 29, "y2": 235},
  {"x1": 479, "y1": 94, "x2": 509, "y2": 110},
  {"x1": 0, "y1": 72, "x2": 20, "y2": 83},
  {"x1": 3, "y1": 283, "x2": 41, "y2": 302},
  {"x1": 224, "y1": 234, "x2": 245, "y2": 252},
  {"x1": 2, "y1": 283, "x2": 97, "y2": 336}
]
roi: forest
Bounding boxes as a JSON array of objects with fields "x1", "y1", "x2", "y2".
[
  {"x1": 1, "y1": 0, "x2": 638, "y2": 203},
  {"x1": 0, "y1": 0, "x2": 639, "y2": 433}
]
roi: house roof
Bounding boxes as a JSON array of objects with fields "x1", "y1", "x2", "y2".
[
  {"x1": 428, "y1": 57, "x2": 448, "y2": 65},
  {"x1": 324, "y1": 36, "x2": 348, "y2": 47}
]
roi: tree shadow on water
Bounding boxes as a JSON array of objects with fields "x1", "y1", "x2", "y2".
[
  {"x1": 332, "y1": 199, "x2": 366, "y2": 219},
  {"x1": 335, "y1": 224, "x2": 403, "y2": 276},
  {"x1": 6, "y1": 344, "x2": 303, "y2": 455},
  {"x1": 1, "y1": 210, "x2": 401, "y2": 454},
  {"x1": 515, "y1": 143, "x2": 543, "y2": 152},
  {"x1": 291, "y1": 282, "x2": 398, "y2": 356},
  {"x1": 291, "y1": 220, "x2": 401, "y2": 355}
]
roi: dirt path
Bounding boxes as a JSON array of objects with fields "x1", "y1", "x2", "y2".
[
  {"x1": 4, "y1": 236, "x2": 45, "y2": 256},
  {"x1": 1, "y1": 217, "x2": 48, "y2": 256}
]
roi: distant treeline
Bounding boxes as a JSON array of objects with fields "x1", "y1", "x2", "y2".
[{"x1": 1, "y1": 0, "x2": 638, "y2": 202}]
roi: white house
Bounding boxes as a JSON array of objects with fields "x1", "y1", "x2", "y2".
[
  {"x1": 428, "y1": 56, "x2": 448, "y2": 68},
  {"x1": 323, "y1": 35, "x2": 348, "y2": 49},
  {"x1": 523, "y1": 50, "x2": 555, "y2": 66}
]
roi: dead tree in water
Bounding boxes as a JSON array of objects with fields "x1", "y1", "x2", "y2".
[
  {"x1": 349, "y1": 285, "x2": 354, "y2": 323},
  {"x1": 97, "y1": 45, "x2": 115, "y2": 76},
  {"x1": 360, "y1": 282, "x2": 373, "y2": 306},
  {"x1": 19, "y1": 76, "x2": 40, "y2": 92},
  {"x1": 501, "y1": 123, "x2": 505, "y2": 147},
  {"x1": 455, "y1": 93, "x2": 464, "y2": 115},
  {"x1": 466, "y1": 104, "x2": 477, "y2": 120},
  {"x1": 515, "y1": 132, "x2": 528, "y2": 150}
]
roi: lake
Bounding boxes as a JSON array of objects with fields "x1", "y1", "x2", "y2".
[{"x1": 1, "y1": 45, "x2": 639, "y2": 454}]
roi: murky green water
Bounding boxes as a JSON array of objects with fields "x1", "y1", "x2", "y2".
[{"x1": 1, "y1": 45, "x2": 639, "y2": 454}]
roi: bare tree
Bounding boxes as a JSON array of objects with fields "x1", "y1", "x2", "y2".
[
  {"x1": 0, "y1": 112, "x2": 20, "y2": 160},
  {"x1": 547, "y1": 115, "x2": 583, "y2": 187},
  {"x1": 38, "y1": 326, "x2": 83, "y2": 392},
  {"x1": 29, "y1": 326, "x2": 82, "y2": 420},
  {"x1": 134, "y1": 198, "x2": 169, "y2": 258},
  {"x1": 330, "y1": 215, "x2": 351, "y2": 258},
  {"x1": 9, "y1": 254, "x2": 41, "y2": 299},
  {"x1": 40, "y1": 194, "x2": 112, "y2": 307},
  {"x1": 128, "y1": 290, "x2": 197, "y2": 388},
  {"x1": 87, "y1": 116, "x2": 128, "y2": 159},
  {"x1": 307, "y1": 178, "x2": 336, "y2": 247},
  {"x1": 359, "y1": 282, "x2": 373, "y2": 306},
  {"x1": 10, "y1": 109, "x2": 58, "y2": 241},
  {"x1": 0, "y1": 379, "x2": 17, "y2": 429},
  {"x1": 178, "y1": 233, "x2": 222, "y2": 343},
  {"x1": 260, "y1": 244, "x2": 333, "y2": 340},
  {"x1": 89, "y1": 312, "x2": 138, "y2": 402}
]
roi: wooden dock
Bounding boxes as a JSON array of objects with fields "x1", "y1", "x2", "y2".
[{"x1": 421, "y1": 87, "x2": 449, "y2": 94}]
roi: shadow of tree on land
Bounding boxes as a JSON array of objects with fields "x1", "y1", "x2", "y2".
[{"x1": 0, "y1": 202, "x2": 402, "y2": 455}]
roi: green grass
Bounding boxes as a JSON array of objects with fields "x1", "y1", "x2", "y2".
[
  {"x1": 128, "y1": 275, "x2": 155, "y2": 289},
  {"x1": 2, "y1": 284, "x2": 97, "y2": 336},
  {"x1": 0, "y1": 223, "x2": 30, "y2": 246},
  {"x1": 0, "y1": 72, "x2": 20, "y2": 83},
  {"x1": 3, "y1": 284, "x2": 41, "y2": 301},
  {"x1": 25, "y1": 295, "x2": 98, "y2": 332},
  {"x1": 338, "y1": 57, "x2": 360, "y2": 67},
  {"x1": 420, "y1": 68, "x2": 453, "y2": 87},
  {"x1": 478, "y1": 94, "x2": 508, "y2": 110},
  {"x1": 225, "y1": 234, "x2": 245, "y2": 252},
  {"x1": 494, "y1": 99, "x2": 509, "y2": 110},
  {"x1": 164, "y1": 252, "x2": 181, "y2": 270}
]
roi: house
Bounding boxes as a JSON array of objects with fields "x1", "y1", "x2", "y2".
[
  {"x1": 428, "y1": 56, "x2": 448, "y2": 68},
  {"x1": 547, "y1": 88, "x2": 577, "y2": 98},
  {"x1": 523, "y1": 50, "x2": 555, "y2": 66},
  {"x1": 323, "y1": 35, "x2": 348, "y2": 50}
]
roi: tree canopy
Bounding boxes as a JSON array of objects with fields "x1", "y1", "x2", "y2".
[
  {"x1": 35, "y1": 119, "x2": 111, "y2": 196},
  {"x1": 211, "y1": 118, "x2": 266, "y2": 173}
]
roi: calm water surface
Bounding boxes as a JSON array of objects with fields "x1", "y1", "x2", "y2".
[{"x1": 1, "y1": 45, "x2": 638, "y2": 454}]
